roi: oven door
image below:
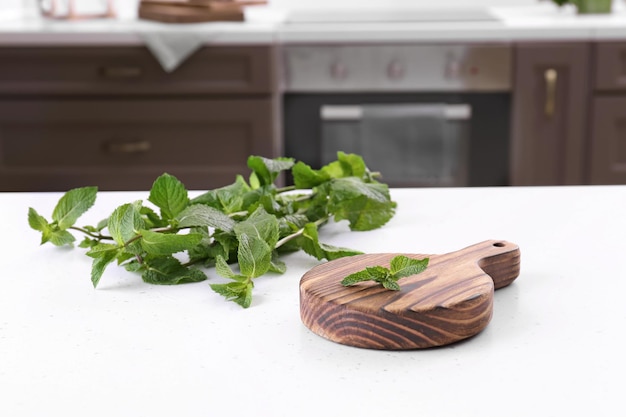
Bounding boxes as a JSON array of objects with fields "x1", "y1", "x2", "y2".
[
  {"x1": 283, "y1": 92, "x2": 511, "y2": 187},
  {"x1": 320, "y1": 103, "x2": 470, "y2": 187}
]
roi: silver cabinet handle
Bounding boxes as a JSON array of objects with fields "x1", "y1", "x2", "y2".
[
  {"x1": 105, "y1": 140, "x2": 152, "y2": 154},
  {"x1": 544, "y1": 68, "x2": 558, "y2": 117}
]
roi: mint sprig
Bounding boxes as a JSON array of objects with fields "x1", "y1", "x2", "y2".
[
  {"x1": 341, "y1": 255, "x2": 429, "y2": 291},
  {"x1": 28, "y1": 152, "x2": 398, "y2": 308}
]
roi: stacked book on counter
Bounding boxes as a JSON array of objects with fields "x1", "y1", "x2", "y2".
[{"x1": 138, "y1": 0, "x2": 267, "y2": 23}]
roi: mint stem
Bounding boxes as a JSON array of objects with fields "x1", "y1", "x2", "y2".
[
  {"x1": 275, "y1": 217, "x2": 328, "y2": 249},
  {"x1": 228, "y1": 210, "x2": 248, "y2": 218},
  {"x1": 69, "y1": 226, "x2": 114, "y2": 241},
  {"x1": 276, "y1": 185, "x2": 297, "y2": 193}
]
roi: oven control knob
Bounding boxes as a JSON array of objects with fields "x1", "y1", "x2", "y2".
[
  {"x1": 387, "y1": 60, "x2": 405, "y2": 80},
  {"x1": 330, "y1": 61, "x2": 348, "y2": 80}
]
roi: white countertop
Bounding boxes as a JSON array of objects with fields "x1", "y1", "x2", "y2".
[
  {"x1": 2, "y1": 185, "x2": 625, "y2": 416},
  {"x1": 3, "y1": 3, "x2": 626, "y2": 45},
  {"x1": 0, "y1": 10, "x2": 281, "y2": 46}
]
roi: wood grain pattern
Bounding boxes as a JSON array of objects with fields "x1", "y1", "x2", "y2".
[
  {"x1": 137, "y1": 0, "x2": 266, "y2": 23},
  {"x1": 138, "y1": 4, "x2": 244, "y2": 23},
  {"x1": 300, "y1": 240, "x2": 520, "y2": 350}
]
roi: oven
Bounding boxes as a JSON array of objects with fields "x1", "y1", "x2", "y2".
[{"x1": 282, "y1": 44, "x2": 512, "y2": 187}]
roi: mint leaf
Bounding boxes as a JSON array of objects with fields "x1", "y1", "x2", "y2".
[
  {"x1": 210, "y1": 281, "x2": 254, "y2": 308},
  {"x1": 329, "y1": 177, "x2": 396, "y2": 231},
  {"x1": 188, "y1": 230, "x2": 235, "y2": 266},
  {"x1": 139, "y1": 230, "x2": 202, "y2": 256},
  {"x1": 269, "y1": 252, "x2": 287, "y2": 274},
  {"x1": 51, "y1": 186, "x2": 97, "y2": 230},
  {"x1": 91, "y1": 254, "x2": 117, "y2": 288},
  {"x1": 299, "y1": 222, "x2": 362, "y2": 261},
  {"x1": 191, "y1": 175, "x2": 251, "y2": 213},
  {"x1": 141, "y1": 256, "x2": 207, "y2": 285},
  {"x1": 318, "y1": 152, "x2": 367, "y2": 180},
  {"x1": 214, "y1": 255, "x2": 246, "y2": 281},
  {"x1": 78, "y1": 237, "x2": 98, "y2": 249},
  {"x1": 86, "y1": 243, "x2": 119, "y2": 258},
  {"x1": 365, "y1": 265, "x2": 391, "y2": 280},
  {"x1": 176, "y1": 205, "x2": 236, "y2": 232},
  {"x1": 148, "y1": 173, "x2": 189, "y2": 221},
  {"x1": 381, "y1": 280, "x2": 401, "y2": 291},
  {"x1": 335, "y1": 152, "x2": 367, "y2": 178},
  {"x1": 291, "y1": 153, "x2": 369, "y2": 190},
  {"x1": 341, "y1": 269, "x2": 375, "y2": 286},
  {"x1": 28, "y1": 207, "x2": 49, "y2": 232},
  {"x1": 140, "y1": 206, "x2": 168, "y2": 229},
  {"x1": 28, "y1": 207, "x2": 55, "y2": 245},
  {"x1": 291, "y1": 161, "x2": 331, "y2": 189},
  {"x1": 245, "y1": 207, "x2": 281, "y2": 245},
  {"x1": 342, "y1": 255, "x2": 430, "y2": 291},
  {"x1": 86, "y1": 243, "x2": 119, "y2": 287},
  {"x1": 236, "y1": 233, "x2": 272, "y2": 279},
  {"x1": 108, "y1": 202, "x2": 145, "y2": 246},
  {"x1": 390, "y1": 256, "x2": 429, "y2": 279},
  {"x1": 279, "y1": 214, "x2": 309, "y2": 233},
  {"x1": 247, "y1": 156, "x2": 294, "y2": 186},
  {"x1": 233, "y1": 208, "x2": 280, "y2": 278},
  {"x1": 96, "y1": 218, "x2": 108, "y2": 232},
  {"x1": 48, "y1": 229, "x2": 75, "y2": 246}
]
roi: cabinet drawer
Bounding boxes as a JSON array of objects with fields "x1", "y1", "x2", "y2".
[
  {"x1": 0, "y1": 46, "x2": 274, "y2": 95},
  {"x1": 589, "y1": 96, "x2": 626, "y2": 184},
  {"x1": 0, "y1": 98, "x2": 276, "y2": 191},
  {"x1": 594, "y1": 42, "x2": 626, "y2": 92}
]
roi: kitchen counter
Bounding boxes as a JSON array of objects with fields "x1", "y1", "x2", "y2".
[
  {"x1": 1, "y1": 185, "x2": 625, "y2": 416},
  {"x1": 0, "y1": 11, "x2": 281, "y2": 46},
  {"x1": 2, "y1": 3, "x2": 626, "y2": 45}
]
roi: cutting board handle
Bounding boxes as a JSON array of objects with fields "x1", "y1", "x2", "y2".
[{"x1": 460, "y1": 240, "x2": 520, "y2": 289}]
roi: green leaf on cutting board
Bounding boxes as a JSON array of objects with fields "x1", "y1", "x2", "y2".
[{"x1": 341, "y1": 255, "x2": 429, "y2": 291}]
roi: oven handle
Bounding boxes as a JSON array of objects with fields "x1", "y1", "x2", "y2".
[{"x1": 320, "y1": 104, "x2": 472, "y2": 121}]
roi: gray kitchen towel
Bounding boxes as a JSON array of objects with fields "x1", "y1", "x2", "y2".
[
  {"x1": 138, "y1": 31, "x2": 205, "y2": 72},
  {"x1": 359, "y1": 103, "x2": 451, "y2": 185}
]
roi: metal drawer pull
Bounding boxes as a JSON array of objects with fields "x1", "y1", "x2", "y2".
[
  {"x1": 544, "y1": 68, "x2": 558, "y2": 117},
  {"x1": 105, "y1": 140, "x2": 152, "y2": 154},
  {"x1": 100, "y1": 66, "x2": 143, "y2": 80}
]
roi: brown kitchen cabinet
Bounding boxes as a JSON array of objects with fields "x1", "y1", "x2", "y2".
[
  {"x1": 589, "y1": 42, "x2": 626, "y2": 184},
  {"x1": 0, "y1": 46, "x2": 278, "y2": 191},
  {"x1": 510, "y1": 42, "x2": 591, "y2": 186}
]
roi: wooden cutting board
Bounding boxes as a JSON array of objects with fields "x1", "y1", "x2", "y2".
[
  {"x1": 138, "y1": 3, "x2": 244, "y2": 23},
  {"x1": 300, "y1": 240, "x2": 520, "y2": 350},
  {"x1": 138, "y1": 0, "x2": 267, "y2": 23}
]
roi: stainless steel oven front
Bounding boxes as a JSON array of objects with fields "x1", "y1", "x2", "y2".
[{"x1": 282, "y1": 44, "x2": 512, "y2": 187}]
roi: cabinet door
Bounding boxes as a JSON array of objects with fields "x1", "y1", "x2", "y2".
[
  {"x1": 589, "y1": 97, "x2": 626, "y2": 184},
  {"x1": 510, "y1": 43, "x2": 591, "y2": 185},
  {"x1": 0, "y1": 98, "x2": 276, "y2": 191},
  {"x1": 594, "y1": 42, "x2": 626, "y2": 93}
]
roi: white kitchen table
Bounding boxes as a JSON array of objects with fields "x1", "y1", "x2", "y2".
[{"x1": 1, "y1": 185, "x2": 624, "y2": 416}]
